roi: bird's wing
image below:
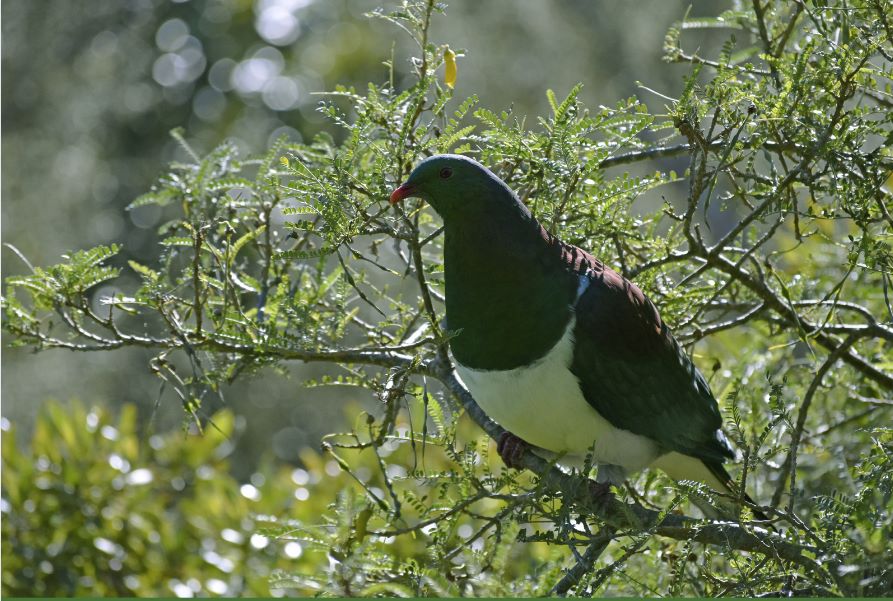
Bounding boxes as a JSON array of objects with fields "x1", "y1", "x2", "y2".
[{"x1": 569, "y1": 259, "x2": 734, "y2": 463}]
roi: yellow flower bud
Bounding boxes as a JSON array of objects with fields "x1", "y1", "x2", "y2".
[{"x1": 444, "y1": 47, "x2": 457, "y2": 89}]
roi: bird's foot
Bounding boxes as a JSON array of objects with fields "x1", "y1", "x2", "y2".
[
  {"x1": 588, "y1": 480, "x2": 614, "y2": 505},
  {"x1": 497, "y1": 431, "x2": 529, "y2": 469}
]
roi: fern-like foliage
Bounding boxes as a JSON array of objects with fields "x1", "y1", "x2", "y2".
[{"x1": 3, "y1": 0, "x2": 893, "y2": 596}]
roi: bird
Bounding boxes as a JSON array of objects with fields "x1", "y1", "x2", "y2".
[{"x1": 390, "y1": 154, "x2": 762, "y2": 518}]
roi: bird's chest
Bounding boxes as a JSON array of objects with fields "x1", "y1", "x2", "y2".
[
  {"x1": 454, "y1": 319, "x2": 660, "y2": 470},
  {"x1": 444, "y1": 229, "x2": 577, "y2": 370}
]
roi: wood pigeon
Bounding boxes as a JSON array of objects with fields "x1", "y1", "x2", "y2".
[{"x1": 391, "y1": 154, "x2": 758, "y2": 515}]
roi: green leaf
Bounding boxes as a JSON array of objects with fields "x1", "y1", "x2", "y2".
[
  {"x1": 128, "y1": 260, "x2": 159, "y2": 282},
  {"x1": 231, "y1": 225, "x2": 266, "y2": 259}
]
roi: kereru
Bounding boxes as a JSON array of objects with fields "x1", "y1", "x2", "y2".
[{"x1": 391, "y1": 154, "x2": 759, "y2": 516}]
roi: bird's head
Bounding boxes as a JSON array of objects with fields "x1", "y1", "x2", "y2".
[{"x1": 390, "y1": 154, "x2": 521, "y2": 220}]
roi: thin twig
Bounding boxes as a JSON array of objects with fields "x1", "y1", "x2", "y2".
[
  {"x1": 770, "y1": 332, "x2": 863, "y2": 509},
  {"x1": 551, "y1": 528, "x2": 617, "y2": 596}
]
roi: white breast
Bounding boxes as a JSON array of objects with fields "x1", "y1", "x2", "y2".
[{"x1": 454, "y1": 317, "x2": 661, "y2": 472}]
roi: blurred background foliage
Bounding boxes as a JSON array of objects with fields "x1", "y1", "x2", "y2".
[
  {"x1": 2, "y1": 0, "x2": 703, "y2": 476},
  {"x1": 2, "y1": 400, "x2": 544, "y2": 596},
  {"x1": 1, "y1": 396, "x2": 617, "y2": 596}
]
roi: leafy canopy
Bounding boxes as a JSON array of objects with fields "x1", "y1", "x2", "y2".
[{"x1": 3, "y1": 0, "x2": 893, "y2": 596}]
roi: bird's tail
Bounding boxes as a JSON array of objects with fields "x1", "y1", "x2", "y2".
[
  {"x1": 701, "y1": 461, "x2": 772, "y2": 523},
  {"x1": 654, "y1": 452, "x2": 772, "y2": 524}
]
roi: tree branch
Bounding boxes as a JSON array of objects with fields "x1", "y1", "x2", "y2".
[
  {"x1": 550, "y1": 528, "x2": 616, "y2": 596},
  {"x1": 701, "y1": 252, "x2": 893, "y2": 390},
  {"x1": 770, "y1": 332, "x2": 863, "y2": 509}
]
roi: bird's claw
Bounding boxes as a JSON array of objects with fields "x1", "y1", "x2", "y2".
[{"x1": 497, "y1": 431, "x2": 529, "y2": 469}]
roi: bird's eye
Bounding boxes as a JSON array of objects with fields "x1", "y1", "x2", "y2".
[{"x1": 439, "y1": 167, "x2": 453, "y2": 179}]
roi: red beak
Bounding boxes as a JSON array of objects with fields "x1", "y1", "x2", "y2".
[{"x1": 389, "y1": 183, "x2": 416, "y2": 204}]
